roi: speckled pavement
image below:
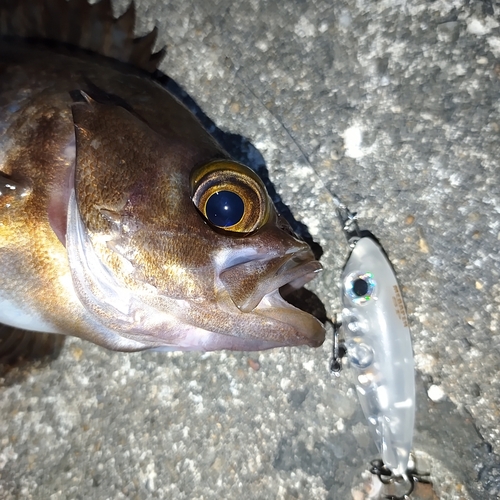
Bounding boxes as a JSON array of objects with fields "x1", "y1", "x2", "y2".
[{"x1": 1, "y1": 1, "x2": 500, "y2": 499}]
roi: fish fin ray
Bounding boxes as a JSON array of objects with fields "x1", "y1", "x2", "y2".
[
  {"x1": 130, "y1": 27, "x2": 166, "y2": 73},
  {"x1": 0, "y1": 323, "x2": 65, "y2": 366},
  {"x1": 0, "y1": 0, "x2": 166, "y2": 72}
]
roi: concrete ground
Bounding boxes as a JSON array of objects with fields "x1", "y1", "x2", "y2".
[{"x1": 1, "y1": 0, "x2": 500, "y2": 498}]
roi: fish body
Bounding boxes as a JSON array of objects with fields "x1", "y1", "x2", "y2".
[{"x1": 0, "y1": 0, "x2": 325, "y2": 354}]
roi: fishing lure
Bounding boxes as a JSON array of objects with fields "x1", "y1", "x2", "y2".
[{"x1": 329, "y1": 204, "x2": 427, "y2": 498}]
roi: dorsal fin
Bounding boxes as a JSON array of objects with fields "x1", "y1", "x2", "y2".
[{"x1": 0, "y1": 0, "x2": 166, "y2": 72}]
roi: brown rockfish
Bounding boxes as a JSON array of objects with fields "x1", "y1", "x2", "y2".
[{"x1": 0, "y1": 0, "x2": 325, "y2": 358}]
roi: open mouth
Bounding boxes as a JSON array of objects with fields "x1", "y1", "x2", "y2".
[
  {"x1": 220, "y1": 248, "x2": 322, "y2": 309},
  {"x1": 253, "y1": 254, "x2": 326, "y2": 347},
  {"x1": 218, "y1": 247, "x2": 326, "y2": 347},
  {"x1": 274, "y1": 251, "x2": 323, "y2": 293}
]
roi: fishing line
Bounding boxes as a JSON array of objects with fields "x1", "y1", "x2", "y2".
[
  {"x1": 228, "y1": 59, "x2": 359, "y2": 234},
  {"x1": 194, "y1": 1, "x2": 360, "y2": 246},
  {"x1": 191, "y1": 7, "x2": 426, "y2": 497}
]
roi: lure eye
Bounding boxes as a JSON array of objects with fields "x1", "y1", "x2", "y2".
[
  {"x1": 191, "y1": 160, "x2": 270, "y2": 234},
  {"x1": 352, "y1": 278, "x2": 369, "y2": 297},
  {"x1": 345, "y1": 272, "x2": 376, "y2": 304}
]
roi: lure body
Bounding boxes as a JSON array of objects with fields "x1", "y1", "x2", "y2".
[{"x1": 340, "y1": 236, "x2": 415, "y2": 477}]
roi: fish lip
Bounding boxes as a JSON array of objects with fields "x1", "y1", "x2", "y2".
[
  {"x1": 253, "y1": 254, "x2": 326, "y2": 347},
  {"x1": 275, "y1": 249, "x2": 323, "y2": 291},
  {"x1": 254, "y1": 288, "x2": 326, "y2": 347}
]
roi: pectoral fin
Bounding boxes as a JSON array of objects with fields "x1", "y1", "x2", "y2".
[
  {"x1": 0, "y1": 323, "x2": 65, "y2": 366},
  {"x1": 0, "y1": 173, "x2": 31, "y2": 210}
]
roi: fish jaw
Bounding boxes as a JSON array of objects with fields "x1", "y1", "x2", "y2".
[
  {"x1": 215, "y1": 244, "x2": 326, "y2": 347},
  {"x1": 252, "y1": 289, "x2": 325, "y2": 348},
  {"x1": 218, "y1": 247, "x2": 322, "y2": 313}
]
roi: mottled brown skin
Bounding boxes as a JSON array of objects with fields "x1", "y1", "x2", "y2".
[
  {"x1": 0, "y1": 40, "x2": 325, "y2": 352},
  {"x1": 0, "y1": 43, "x2": 190, "y2": 348}
]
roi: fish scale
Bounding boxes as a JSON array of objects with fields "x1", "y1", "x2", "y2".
[{"x1": 0, "y1": 0, "x2": 326, "y2": 359}]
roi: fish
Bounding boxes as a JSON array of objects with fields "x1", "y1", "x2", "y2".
[{"x1": 0, "y1": 0, "x2": 326, "y2": 358}]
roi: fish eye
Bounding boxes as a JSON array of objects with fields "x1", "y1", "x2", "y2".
[
  {"x1": 205, "y1": 190, "x2": 245, "y2": 227},
  {"x1": 191, "y1": 160, "x2": 270, "y2": 234}
]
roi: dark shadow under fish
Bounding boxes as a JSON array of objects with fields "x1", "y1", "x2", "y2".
[{"x1": 0, "y1": 0, "x2": 326, "y2": 363}]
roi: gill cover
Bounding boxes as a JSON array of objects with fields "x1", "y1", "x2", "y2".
[{"x1": 66, "y1": 91, "x2": 165, "y2": 344}]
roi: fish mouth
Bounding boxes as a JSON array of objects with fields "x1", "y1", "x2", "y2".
[
  {"x1": 274, "y1": 249, "x2": 323, "y2": 292},
  {"x1": 253, "y1": 255, "x2": 325, "y2": 347},
  {"x1": 219, "y1": 248, "x2": 326, "y2": 347}
]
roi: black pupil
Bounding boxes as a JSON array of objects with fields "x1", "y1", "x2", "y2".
[
  {"x1": 206, "y1": 191, "x2": 245, "y2": 227},
  {"x1": 352, "y1": 278, "x2": 369, "y2": 297}
]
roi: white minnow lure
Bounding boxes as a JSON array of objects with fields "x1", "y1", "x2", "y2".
[
  {"x1": 339, "y1": 235, "x2": 415, "y2": 478},
  {"x1": 211, "y1": 57, "x2": 420, "y2": 491},
  {"x1": 327, "y1": 206, "x2": 419, "y2": 498}
]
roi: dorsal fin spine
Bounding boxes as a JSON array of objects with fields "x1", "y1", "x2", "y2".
[{"x1": 0, "y1": 0, "x2": 166, "y2": 72}]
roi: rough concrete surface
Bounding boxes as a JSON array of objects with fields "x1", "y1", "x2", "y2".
[{"x1": 1, "y1": 0, "x2": 500, "y2": 499}]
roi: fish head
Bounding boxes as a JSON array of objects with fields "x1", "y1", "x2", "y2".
[{"x1": 67, "y1": 92, "x2": 325, "y2": 351}]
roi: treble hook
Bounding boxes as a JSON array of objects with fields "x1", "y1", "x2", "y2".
[{"x1": 369, "y1": 458, "x2": 431, "y2": 500}]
